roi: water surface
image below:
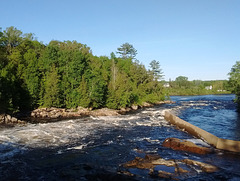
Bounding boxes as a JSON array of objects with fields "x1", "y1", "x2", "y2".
[
  {"x1": 170, "y1": 94, "x2": 240, "y2": 141},
  {"x1": 0, "y1": 95, "x2": 240, "y2": 180}
]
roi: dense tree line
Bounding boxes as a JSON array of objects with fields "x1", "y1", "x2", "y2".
[
  {"x1": 228, "y1": 61, "x2": 240, "y2": 106},
  {"x1": 0, "y1": 27, "x2": 165, "y2": 114},
  {"x1": 166, "y1": 76, "x2": 229, "y2": 96}
]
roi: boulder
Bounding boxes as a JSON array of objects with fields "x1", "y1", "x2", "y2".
[
  {"x1": 118, "y1": 107, "x2": 132, "y2": 114},
  {"x1": 123, "y1": 154, "x2": 218, "y2": 179},
  {"x1": 0, "y1": 114, "x2": 26, "y2": 125},
  {"x1": 131, "y1": 105, "x2": 138, "y2": 110},
  {"x1": 0, "y1": 114, "x2": 5, "y2": 124},
  {"x1": 30, "y1": 107, "x2": 121, "y2": 120},
  {"x1": 90, "y1": 108, "x2": 120, "y2": 116},
  {"x1": 182, "y1": 159, "x2": 218, "y2": 173},
  {"x1": 77, "y1": 107, "x2": 90, "y2": 116},
  {"x1": 123, "y1": 155, "x2": 177, "y2": 170},
  {"x1": 141, "y1": 102, "x2": 153, "y2": 107},
  {"x1": 162, "y1": 138, "x2": 212, "y2": 154},
  {"x1": 123, "y1": 156, "x2": 154, "y2": 169}
]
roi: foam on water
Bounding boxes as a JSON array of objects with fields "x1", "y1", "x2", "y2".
[
  {"x1": 0, "y1": 107, "x2": 168, "y2": 160},
  {"x1": 1, "y1": 98, "x2": 240, "y2": 180}
]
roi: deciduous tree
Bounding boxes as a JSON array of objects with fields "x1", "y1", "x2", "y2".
[{"x1": 228, "y1": 61, "x2": 240, "y2": 104}]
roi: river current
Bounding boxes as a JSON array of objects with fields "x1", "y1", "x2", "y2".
[
  {"x1": 0, "y1": 94, "x2": 240, "y2": 180},
  {"x1": 170, "y1": 94, "x2": 240, "y2": 141}
]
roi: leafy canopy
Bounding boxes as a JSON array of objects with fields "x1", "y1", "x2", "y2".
[{"x1": 0, "y1": 26, "x2": 166, "y2": 113}]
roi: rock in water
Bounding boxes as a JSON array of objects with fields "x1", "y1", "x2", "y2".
[
  {"x1": 182, "y1": 159, "x2": 218, "y2": 173},
  {"x1": 123, "y1": 154, "x2": 218, "y2": 180},
  {"x1": 162, "y1": 138, "x2": 213, "y2": 154}
]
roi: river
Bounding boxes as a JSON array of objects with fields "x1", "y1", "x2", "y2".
[
  {"x1": 0, "y1": 94, "x2": 240, "y2": 180},
  {"x1": 170, "y1": 94, "x2": 240, "y2": 141}
]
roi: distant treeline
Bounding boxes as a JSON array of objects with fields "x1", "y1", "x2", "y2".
[
  {"x1": 165, "y1": 76, "x2": 230, "y2": 96},
  {"x1": 0, "y1": 27, "x2": 165, "y2": 114}
]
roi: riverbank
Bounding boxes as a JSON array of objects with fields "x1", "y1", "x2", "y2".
[
  {"x1": 0, "y1": 100, "x2": 174, "y2": 126},
  {"x1": 168, "y1": 92, "x2": 231, "y2": 96}
]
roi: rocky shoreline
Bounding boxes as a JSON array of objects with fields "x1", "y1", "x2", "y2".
[
  {"x1": 0, "y1": 114, "x2": 26, "y2": 126},
  {"x1": 0, "y1": 101, "x2": 174, "y2": 126}
]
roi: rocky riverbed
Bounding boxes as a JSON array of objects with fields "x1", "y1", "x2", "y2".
[{"x1": 1, "y1": 101, "x2": 174, "y2": 125}]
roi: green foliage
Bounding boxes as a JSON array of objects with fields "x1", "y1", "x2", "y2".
[
  {"x1": 78, "y1": 76, "x2": 91, "y2": 108},
  {"x1": 0, "y1": 26, "x2": 166, "y2": 113},
  {"x1": 2, "y1": 26, "x2": 23, "y2": 54},
  {"x1": 24, "y1": 49, "x2": 40, "y2": 107},
  {"x1": 175, "y1": 76, "x2": 189, "y2": 88},
  {"x1": 149, "y1": 60, "x2": 164, "y2": 81},
  {"x1": 43, "y1": 65, "x2": 61, "y2": 107},
  {"x1": 228, "y1": 61, "x2": 240, "y2": 104},
  {"x1": 116, "y1": 42, "x2": 137, "y2": 59},
  {"x1": 167, "y1": 76, "x2": 229, "y2": 96}
]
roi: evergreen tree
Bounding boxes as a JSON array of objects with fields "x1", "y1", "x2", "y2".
[
  {"x1": 43, "y1": 65, "x2": 61, "y2": 107},
  {"x1": 78, "y1": 76, "x2": 91, "y2": 108},
  {"x1": 149, "y1": 60, "x2": 164, "y2": 81},
  {"x1": 116, "y1": 43, "x2": 137, "y2": 59}
]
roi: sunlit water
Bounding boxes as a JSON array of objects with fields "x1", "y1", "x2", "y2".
[
  {"x1": 170, "y1": 94, "x2": 240, "y2": 141},
  {"x1": 0, "y1": 95, "x2": 240, "y2": 180}
]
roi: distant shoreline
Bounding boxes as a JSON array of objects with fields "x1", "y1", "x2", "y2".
[{"x1": 168, "y1": 92, "x2": 231, "y2": 96}]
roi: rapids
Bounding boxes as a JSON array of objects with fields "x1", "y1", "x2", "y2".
[{"x1": 0, "y1": 95, "x2": 240, "y2": 180}]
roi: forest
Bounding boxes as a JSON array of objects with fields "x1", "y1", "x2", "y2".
[
  {"x1": 0, "y1": 27, "x2": 165, "y2": 114},
  {"x1": 1, "y1": 26, "x2": 237, "y2": 115}
]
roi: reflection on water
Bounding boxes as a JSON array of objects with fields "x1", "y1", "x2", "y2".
[{"x1": 0, "y1": 95, "x2": 240, "y2": 180}]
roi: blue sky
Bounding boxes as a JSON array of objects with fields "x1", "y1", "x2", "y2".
[{"x1": 1, "y1": 0, "x2": 240, "y2": 81}]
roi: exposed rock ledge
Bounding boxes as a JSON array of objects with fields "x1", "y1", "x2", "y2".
[
  {"x1": 30, "y1": 107, "x2": 120, "y2": 120},
  {"x1": 162, "y1": 137, "x2": 213, "y2": 154},
  {"x1": 123, "y1": 154, "x2": 218, "y2": 180},
  {"x1": 28, "y1": 101, "x2": 174, "y2": 123},
  {"x1": 0, "y1": 114, "x2": 26, "y2": 126},
  {"x1": 0, "y1": 101, "x2": 174, "y2": 125}
]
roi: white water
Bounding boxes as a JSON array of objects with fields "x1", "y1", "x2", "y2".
[{"x1": 0, "y1": 108, "x2": 169, "y2": 161}]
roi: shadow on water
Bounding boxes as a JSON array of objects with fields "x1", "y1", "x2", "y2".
[
  {"x1": 1, "y1": 124, "x2": 240, "y2": 181},
  {"x1": 0, "y1": 142, "x2": 136, "y2": 181}
]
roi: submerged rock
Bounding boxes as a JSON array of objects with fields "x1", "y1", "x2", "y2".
[
  {"x1": 162, "y1": 138, "x2": 213, "y2": 154},
  {"x1": 123, "y1": 154, "x2": 218, "y2": 180},
  {"x1": 182, "y1": 159, "x2": 218, "y2": 173}
]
